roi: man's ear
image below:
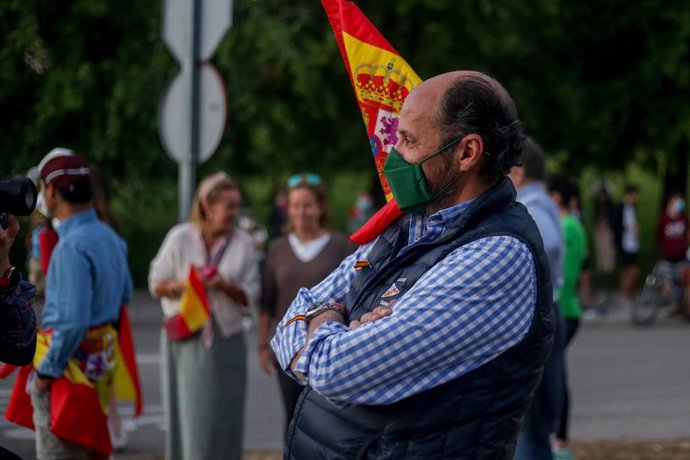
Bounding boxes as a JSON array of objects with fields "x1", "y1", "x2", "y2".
[
  {"x1": 458, "y1": 134, "x2": 485, "y2": 172},
  {"x1": 44, "y1": 182, "x2": 56, "y2": 199}
]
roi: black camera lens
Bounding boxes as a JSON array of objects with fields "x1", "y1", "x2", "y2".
[{"x1": 0, "y1": 178, "x2": 38, "y2": 216}]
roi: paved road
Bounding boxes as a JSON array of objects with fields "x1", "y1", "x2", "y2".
[{"x1": 1, "y1": 292, "x2": 689, "y2": 458}]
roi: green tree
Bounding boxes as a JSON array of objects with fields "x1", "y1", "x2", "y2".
[{"x1": 3, "y1": 0, "x2": 690, "y2": 283}]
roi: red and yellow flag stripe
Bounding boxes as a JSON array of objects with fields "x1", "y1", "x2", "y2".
[{"x1": 162, "y1": 265, "x2": 211, "y2": 340}]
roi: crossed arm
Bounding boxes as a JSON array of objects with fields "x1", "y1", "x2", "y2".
[{"x1": 271, "y1": 235, "x2": 537, "y2": 406}]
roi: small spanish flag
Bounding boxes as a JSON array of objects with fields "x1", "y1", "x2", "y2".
[{"x1": 163, "y1": 266, "x2": 210, "y2": 340}]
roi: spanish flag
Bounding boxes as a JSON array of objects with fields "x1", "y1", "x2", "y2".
[
  {"x1": 322, "y1": 0, "x2": 420, "y2": 243},
  {"x1": 3, "y1": 327, "x2": 117, "y2": 457},
  {"x1": 163, "y1": 266, "x2": 210, "y2": 340}
]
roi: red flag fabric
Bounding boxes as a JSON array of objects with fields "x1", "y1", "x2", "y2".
[
  {"x1": 114, "y1": 306, "x2": 144, "y2": 417},
  {"x1": 349, "y1": 199, "x2": 404, "y2": 244},
  {"x1": 0, "y1": 363, "x2": 16, "y2": 379}
]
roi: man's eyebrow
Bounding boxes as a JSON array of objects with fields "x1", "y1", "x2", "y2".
[{"x1": 397, "y1": 128, "x2": 412, "y2": 138}]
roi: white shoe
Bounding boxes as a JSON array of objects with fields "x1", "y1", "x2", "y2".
[{"x1": 109, "y1": 416, "x2": 128, "y2": 450}]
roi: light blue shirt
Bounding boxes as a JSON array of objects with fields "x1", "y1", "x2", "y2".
[
  {"x1": 516, "y1": 182, "x2": 564, "y2": 298},
  {"x1": 30, "y1": 226, "x2": 42, "y2": 260},
  {"x1": 37, "y1": 209, "x2": 133, "y2": 378},
  {"x1": 271, "y1": 200, "x2": 537, "y2": 405}
]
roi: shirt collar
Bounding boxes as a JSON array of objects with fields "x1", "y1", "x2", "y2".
[
  {"x1": 57, "y1": 208, "x2": 98, "y2": 238},
  {"x1": 408, "y1": 199, "x2": 475, "y2": 245},
  {"x1": 516, "y1": 182, "x2": 546, "y2": 201}
]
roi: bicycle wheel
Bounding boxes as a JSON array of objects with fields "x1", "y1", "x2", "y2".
[{"x1": 631, "y1": 276, "x2": 662, "y2": 326}]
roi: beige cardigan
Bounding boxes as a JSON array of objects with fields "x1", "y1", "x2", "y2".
[{"x1": 148, "y1": 223, "x2": 261, "y2": 338}]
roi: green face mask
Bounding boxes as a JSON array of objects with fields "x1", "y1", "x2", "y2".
[{"x1": 383, "y1": 138, "x2": 462, "y2": 214}]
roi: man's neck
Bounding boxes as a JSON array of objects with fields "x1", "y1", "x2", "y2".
[
  {"x1": 426, "y1": 177, "x2": 496, "y2": 217},
  {"x1": 54, "y1": 203, "x2": 92, "y2": 221}
]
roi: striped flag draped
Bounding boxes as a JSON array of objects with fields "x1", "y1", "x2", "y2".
[{"x1": 3, "y1": 327, "x2": 117, "y2": 457}]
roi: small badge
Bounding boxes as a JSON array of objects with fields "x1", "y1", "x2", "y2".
[
  {"x1": 382, "y1": 283, "x2": 400, "y2": 298},
  {"x1": 353, "y1": 260, "x2": 371, "y2": 271}
]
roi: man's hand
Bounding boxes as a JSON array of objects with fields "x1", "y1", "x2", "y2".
[
  {"x1": 0, "y1": 214, "x2": 19, "y2": 275},
  {"x1": 349, "y1": 305, "x2": 393, "y2": 329},
  {"x1": 34, "y1": 375, "x2": 52, "y2": 393}
]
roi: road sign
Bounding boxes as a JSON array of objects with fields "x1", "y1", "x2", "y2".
[
  {"x1": 160, "y1": 0, "x2": 233, "y2": 221},
  {"x1": 163, "y1": 0, "x2": 233, "y2": 63},
  {"x1": 158, "y1": 64, "x2": 227, "y2": 164}
]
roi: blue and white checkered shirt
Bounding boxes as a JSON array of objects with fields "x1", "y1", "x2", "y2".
[{"x1": 271, "y1": 200, "x2": 537, "y2": 405}]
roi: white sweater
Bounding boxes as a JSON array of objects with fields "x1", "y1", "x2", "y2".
[{"x1": 148, "y1": 223, "x2": 261, "y2": 338}]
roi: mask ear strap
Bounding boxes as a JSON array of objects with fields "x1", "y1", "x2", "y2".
[{"x1": 420, "y1": 136, "x2": 464, "y2": 165}]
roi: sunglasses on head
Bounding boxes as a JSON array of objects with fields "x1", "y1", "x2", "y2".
[{"x1": 287, "y1": 173, "x2": 321, "y2": 188}]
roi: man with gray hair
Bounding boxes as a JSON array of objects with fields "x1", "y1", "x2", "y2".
[{"x1": 272, "y1": 71, "x2": 556, "y2": 459}]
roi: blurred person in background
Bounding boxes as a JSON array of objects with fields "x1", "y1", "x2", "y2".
[
  {"x1": 24, "y1": 166, "x2": 57, "y2": 306},
  {"x1": 269, "y1": 185, "x2": 289, "y2": 239},
  {"x1": 149, "y1": 172, "x2": 260, "y2": 460},
  {"x1": 0, "y1": 214, "x2": 37, "y2": 460},
  {"x1": 26, "y1": 212, "x2": 49, "y2": 299},
  {"x1": 655, "y1": 192, "x2": 690, "y2": 316},
  {"x1": 612, "y1": 185, "x2": 641, "y2": 300},
  {"x1": 509, "y1": 137, "x2": 565, "y2": 460},
  {"x1": 568, "y1": 184, "x2": 596, "y2": 311},
  {"x1": 592, "y1": 181, "x2": 615, "y2": 274},
  {"x1": 548, "y1": 175, "x2": 588, "y2": 460},
  {"x1": 258, "y1": 173, "x2": 353, "y2": 432},
  {"x1": 346, "y1": 189, "x2": 375, "y2": 234},
  {"x1": 0, "y1": 214, "x2": 37, "y2": 365},
  {"x1": 90, "y1": 164, "x2": 143, "y2": 450}
]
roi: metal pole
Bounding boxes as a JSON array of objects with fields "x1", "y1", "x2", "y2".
[{"x1": 179, "y1": 0, "x2": 201, "y2": 222}]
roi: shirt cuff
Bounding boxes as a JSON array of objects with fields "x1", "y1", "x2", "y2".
[
  {"x1": 36, "y1": 358, "x2": 64, "y2": 379},
  {"x1": 292, "y1": 320, "x2": 349, "y2": 380},
  {"x1": 270, "y1": 319, "x2": 308, "y2": 380}
]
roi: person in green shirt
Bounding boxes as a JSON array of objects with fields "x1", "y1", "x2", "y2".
[{"x1": 548, "y1": 175, "x2": 588, "y2": 459}]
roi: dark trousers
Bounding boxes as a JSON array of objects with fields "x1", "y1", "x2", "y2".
[
  {"x1": 514, "y1": 304, "x2": 566, "y2": 460},
  {"x1": 556, "y1": 317, "x2": 580, "y2": 441},
  {"x1": 277, "y1": 365, "x2": 304, "y2": 434}
]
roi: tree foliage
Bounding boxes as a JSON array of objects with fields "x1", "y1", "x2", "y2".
[{"x1": 1, "y1": 0, "x2": 689, "y2": 193}]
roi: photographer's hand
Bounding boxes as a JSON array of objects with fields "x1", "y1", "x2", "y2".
[{"x1": 0, "y1": 214, "x2": 19, "y2": 275}]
